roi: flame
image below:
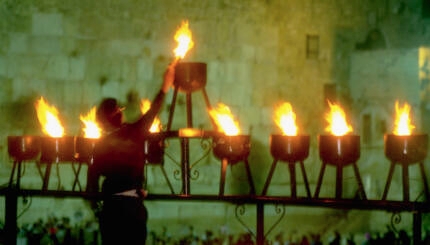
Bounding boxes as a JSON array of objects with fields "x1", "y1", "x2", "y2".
[
  {"x1": 173, "y1": 20, "x2": 194, "y2": 59},
  {"x1": 274, "y1": 102, "x2": 298, "y2": 136},
  {"x1": 35, "y1": 97, "x2": 65, "y2": 137},
  {"x1": 325, "y1": 101, "x2": 353, "y2": 136},
  {"x1": 140, "y1": 99, "x2": 161, "y2": 133},
  {"x1": 80, "y1": 107, "x2": 102, "y2": 139},
  {"x1": 393, "y1": 101, "x2": 415, "y2": 135},
  {"x1": 209, "y1": 103, "x2": 241, "y2": 136}
]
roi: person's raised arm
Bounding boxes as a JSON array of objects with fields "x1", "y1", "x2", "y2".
[
  {"x1": 161, "y1": 62, "x2": 175, "y2": 94},
  {"x1": 132, "y1": 62, "x2": 176, "y2": 135}
]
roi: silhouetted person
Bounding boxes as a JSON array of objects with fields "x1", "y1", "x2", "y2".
[{"x1": 86, "y1": 62, "x2": 175, "y2": 245}]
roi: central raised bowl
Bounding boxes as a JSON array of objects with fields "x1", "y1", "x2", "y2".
[{"x1": 174, "y1": 62, "x2": 207, "y2": 92}]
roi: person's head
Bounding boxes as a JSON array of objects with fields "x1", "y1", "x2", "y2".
[{"x1": 96, "y1": 98, "x2": 124, "y2": 131}]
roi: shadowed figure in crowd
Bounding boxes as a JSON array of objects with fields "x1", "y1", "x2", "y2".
[{"x1": 86, "y1": 62, "x2": 175, "y2": 245}]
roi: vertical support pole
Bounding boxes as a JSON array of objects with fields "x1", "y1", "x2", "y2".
[
  {"x1": 289, "y1": 163, "x2": 297, "y2": 198},
  {"x1": 186, "y1": 92, "x2": 193, "y2": 128},
  {"x1": 17, "y1": 162, "x2": 22, "y2": 190},
  {"x1": 403, "y1": 163, "x2": 410, "y2": 201},
  {"x1": 180, "y1": 138, "x2": 190, "y2": 195},
  {"x1": 5, "y1": 188, "x2": 18, "y2": 245},
  {"x1": 335, "y1": 165, "x2": 343, "y2": 199},
  {"x1": 42, "y1": 163, "x2": 52, "y2": 191},
  {"x1": 219, "y1": 158, "x2": 228, "y2": 195},
  {"x1": 413, "y1": 212, "x2": 422, "y2": 245},
  {"x1": 256, "y1": 202, "x2": 265, "y2": 245}
]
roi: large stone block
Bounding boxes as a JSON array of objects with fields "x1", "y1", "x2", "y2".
[{"x1": 32, "y1": 13, "x2": 63, "y2": 36}]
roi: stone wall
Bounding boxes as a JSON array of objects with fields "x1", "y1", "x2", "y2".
[{"x1": 1, "y1": 0, "x2": 430, "y2": 242}]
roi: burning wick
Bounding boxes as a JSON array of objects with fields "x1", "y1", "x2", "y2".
[{"x1": 173, "y1": 20, "x2": 194, "y2": 62}]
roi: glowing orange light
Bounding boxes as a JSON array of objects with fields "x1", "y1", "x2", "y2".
[
  {"x1": 325, "y1": 101, "x2": 353, "y2": 136},
  {"x1": 173, "y1": 20, "x2": 194, "y2": 60},
  {"x1": 393, "y1": 101, "x2": 415, "y2": 136},
  {"x1": 209, "y1": 103, "x2": 241, "y2": 136},
  {"x1": 35, "y1": 97, "x2": 65, "y2": 137},
  {"x1": 274, "y1": 102, "x2": 298, "y2": 136},
  {"x1": 140, "y1": 99, "x2": 161, "y2": 133},
  {"x1": 80, "y1": 107, "x2": 102, "y2": 139}
]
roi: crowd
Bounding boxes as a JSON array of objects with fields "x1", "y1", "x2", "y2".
[
  {"x1": 2, "y1": 217, "x2": 430, "y2": 245},
  {"x1": 146, "y1": 225, "x2": 430, "y2": 245},
  {"x1": 0, "y1": 216, "x2": 99, "y2": 245}
]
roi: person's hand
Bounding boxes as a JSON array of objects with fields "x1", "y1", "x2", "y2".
[
  {"x1": 161, "y1": 62, "x2": 176, "y2": 93},
  {"x1": 140, "y1": 189, "x2": 148, "y2": 198}
]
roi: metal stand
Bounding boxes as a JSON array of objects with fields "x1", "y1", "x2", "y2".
[
  {"x1": 314, "y1": 161, "x2": 367, "y2": 200},
  {"x1": 219, "y1": 158, "x2": 256, "y2": 196},
  {"x1": 262, "y1": 159, "x2": 311, "y2": 198},
  {"x1": 382, "y1": 161, "x2": 430, "y2": 201},
  {"x1": 166, "y1": 87, "x2": 215, "y2": 195},
  {"x1": 4, "y1": 187, "x2": 18, "y2": 245}
]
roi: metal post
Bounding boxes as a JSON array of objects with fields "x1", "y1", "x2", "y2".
[
  {"x1": 413, "y1": 212, "x2": 422, "y2": 245},
  {"x1": 5, "y1": 188, "x2": 18, "y2": 245},
  {"x1": 336, "y1": 165, "x2": 343, "y2": 199},
  {"x1": 180, "y1": 138, "x2": 190, "y2": 195},
  {"x1": 256, "y1": 202, "x2": 265, "y2": 245},
  {"x1": 289, "y1": 163, "x2": 297, "y2": 198}
]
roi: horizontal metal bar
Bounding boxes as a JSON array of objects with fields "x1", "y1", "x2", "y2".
[{"x1": 1, "y1": 187, "x2": 429, "y2": 213}]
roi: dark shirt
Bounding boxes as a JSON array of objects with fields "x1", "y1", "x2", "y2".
[{"x1": 87, "y1": 90, "x2": 166, "y2": 196}]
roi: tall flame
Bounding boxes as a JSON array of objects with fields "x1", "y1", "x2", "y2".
[
  {"x1": 274, "y1": 102, "x2": 298, "y2": 136},
  {"x1": 209, "y1": 103, "x2": 241, "y2": 136},
  {"x1": 325, "y1": 101, "x2": 353, "y2": 136},
  {"x1": 35, "y1": 97, "x2": 65, "y2": 137},
  {"x1": 173, "y1": 20, "x2": 194, "y2": 59},
  {"x1": 80, "y1": 107, "x2": 102, "y2": 139},
  {"x1": 393, "y1": 101, "x2": 415, "y2": 136},
  {"x1": 140, "y1": 99, "x2": 161, "y2": 133}
]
